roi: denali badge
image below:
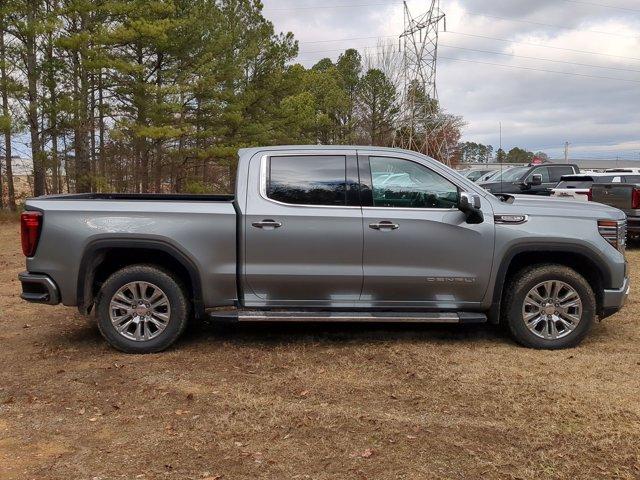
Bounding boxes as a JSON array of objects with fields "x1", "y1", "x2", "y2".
[{"x1": 426, "y1": 277, "x2": 477, "y2": 283}]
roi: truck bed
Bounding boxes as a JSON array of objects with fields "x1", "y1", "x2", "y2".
[{"x1": 25, "y1": 193, "x2": 239, "y2": 309}]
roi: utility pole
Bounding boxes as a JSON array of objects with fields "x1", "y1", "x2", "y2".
[{"x1": 564, "y1": 141, "x2": 569, "y2": 164}]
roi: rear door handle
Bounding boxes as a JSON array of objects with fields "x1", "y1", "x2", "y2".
[
  {"x1": 369, "y1": 221, "x2": 399, "y2": 231},
  {"x1": 252, "y1": 219, "x2": 282, "y2": 229}
]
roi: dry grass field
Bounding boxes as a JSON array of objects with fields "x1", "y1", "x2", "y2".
[{"x1": 0, "y1": 221, "x2": 639, "y2": 479}]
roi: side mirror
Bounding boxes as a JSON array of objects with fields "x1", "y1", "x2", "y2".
[
  {"x1": 458, "y1": 192, "x2": 484, "y2": 224},
  {"x1": 527, "y1": 174, "x2": 542, "y2": 186}
]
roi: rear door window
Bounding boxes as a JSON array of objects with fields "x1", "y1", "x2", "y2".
[{"x1": 267, "y1": 156, "x2": 347, "y2": 206}]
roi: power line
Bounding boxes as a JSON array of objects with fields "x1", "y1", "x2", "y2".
[
  {"x1": 299, "y1": 47, "x2": 640, "y2": 83},
  {"x1": 439, "y1": 44, "x2": 640, "y2": 73},
  {"x1": 299, "y1": 43, "x2": 640, "y2": 74},
  {"x1": 464, "y1": 11, "x2": 640, "y2": 39},
  {"x1": 299, "y1": 35, "x2": 395, "y2": 45},
  {"x1": 268, "y1": 2, "x2": 640, "y2": 39},
  {"x1": 436, "y1": 55, "x2": 640, "y2": 83},
  {"x1": 296, "y1": 31, "x2": 640, "y2": 63},
  {"x1": 560, "y1": 0, "x2": 640, "y2": 14},
  {"x1": 268, "y1": 0, "x2": 640, "y2": 15},
  {"x1": 268, "y1": 2, "x2": 400, "y2": 12},
  {"x1": 444, "y1": 31, "x2": 640, "y2": 62}
]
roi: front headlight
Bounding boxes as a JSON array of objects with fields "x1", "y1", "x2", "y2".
[{"x1": 598, "y1": 219, "x2": 627, "y2": 253}]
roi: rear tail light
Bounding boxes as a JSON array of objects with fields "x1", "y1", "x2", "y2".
[
  {"x1": 632, "y1": 187, "x2": 640, "y2": 209},
  {"x1": 586, "y1": 188, "x2": 593, "y2": 201},
  {"x1": 21, "y1": 211, "x2": 42, "y2": 257},
  {"x1": 598, "y1": 219, "x2": 626, "y2": 253}
]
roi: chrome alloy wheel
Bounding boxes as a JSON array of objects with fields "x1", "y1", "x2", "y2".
[
  {"x1": 109, "y1": 281, "x2": 171, "y2": 342},
  {"x1": 522, "y1": 280, "x2": 583, "y2": 340}
]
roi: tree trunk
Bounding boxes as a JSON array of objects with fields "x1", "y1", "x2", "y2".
[
  {"x1": 74, "y1": 52, "x2": 91, "y2": 192},
  {"x1": 98, "y1": 68, "x2": 105, "y2": 191},
  {"x1": 46, "y1": 24, "x2": 59, "y2": 194},
  {"x1": 0, "y1": 23, "x2": 6, "y2": 212},
  {"x1": 89, "y1": 70, "x2": 96, "y2": 190},
  {"x1": 135, "y1": 45, "x2": 148, "y2": 192},
  {"x1": 71, "y1": 12, "x2": 91, "y2": 193},
  {"x1": 26, "y1": 5, "x2": 45, "y2": 196}
]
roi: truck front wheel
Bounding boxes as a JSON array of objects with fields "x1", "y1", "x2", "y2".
[
  {"x1": 503, "y1": 264, "x2": 596, "y2": 349},
  {"x1": 95, "y1": 265, "x2": 189, "y2": 353}
]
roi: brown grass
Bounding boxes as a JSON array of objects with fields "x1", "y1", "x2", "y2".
[{"x1": 0, "y1": 222, "x2": 638, "y2": 479}]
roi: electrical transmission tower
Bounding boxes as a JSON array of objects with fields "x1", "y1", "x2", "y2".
[{"x1": 395, "y1": 0, "x2": 457, "y2": 164}]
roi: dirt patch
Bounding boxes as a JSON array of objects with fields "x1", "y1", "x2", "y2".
[{"x1": 0, "y1": 223, "x2": 638, "y2": 479}]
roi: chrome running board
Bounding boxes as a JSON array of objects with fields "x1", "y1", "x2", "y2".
[{"x1": 210, "y1": 310, "x2": 487, "y2": 324}]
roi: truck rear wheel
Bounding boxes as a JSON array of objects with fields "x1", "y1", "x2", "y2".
[
  {"x1": 503, "y1": 264, "x2": 596, "y2": 349},
  {"x1": 95, "y1": 265, "x2": 189, "y2": 353}
]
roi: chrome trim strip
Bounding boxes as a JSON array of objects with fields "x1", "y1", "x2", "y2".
[
  {"x1": 363, "y1": 206, "x2": 460, "y2": 212},
  {"x1": 494, "y1": 214, "x2": 529, "y2": 225},
  {"x1": 238, "y1": 311, "x2": 461, "y2": 323},
  {"x1": 258, "y1": 154, "x2": 361, "y2": 209},
  {"x1": 258, "y1": 153, "x2": 470, "y2": 212}
]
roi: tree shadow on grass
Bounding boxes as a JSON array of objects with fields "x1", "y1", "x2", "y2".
[
  {"x1": 178, "y1": 318, "x2": 512, "y2": 349},
  {"x1": 57, "y1": 312, "x2": 514, "y2": 353}
]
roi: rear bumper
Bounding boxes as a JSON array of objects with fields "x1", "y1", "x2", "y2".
[
  {"x1": 18, "y1": 272, "x2": 61, "y2": 305},
  {"x1": 601, "y1": 276, "x2": 630, "y2": 318}
]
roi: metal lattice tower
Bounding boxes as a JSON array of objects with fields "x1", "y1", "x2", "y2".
[
  {"x1": 395, "y1": 1, "x2": 456, "y2": 164},
  {"x1": 400, "y1": 0, "x2": 444, "y2": 101}
]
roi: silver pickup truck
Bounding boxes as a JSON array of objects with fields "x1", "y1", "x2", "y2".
[{"x1": 19, "y1": 146, "x2": 630, "y2": 353}]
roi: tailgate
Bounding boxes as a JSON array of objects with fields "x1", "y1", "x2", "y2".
[{"x1": 590, "y1": 183, "x2": 634, "y2": 209}]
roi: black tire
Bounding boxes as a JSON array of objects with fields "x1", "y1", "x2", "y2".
[
  {"x1": 503, "y1": 264, "x2": 596, "y2": 349},
  {"x1": 95, "y1": 265, "x2": 189, "y2": 353}
]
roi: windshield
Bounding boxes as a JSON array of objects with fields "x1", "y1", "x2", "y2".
[{"x1": 486, "y1": 166, "x2": 529, "y2": 182}]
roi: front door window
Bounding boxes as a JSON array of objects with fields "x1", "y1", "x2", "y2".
[{"x1": 369, "y1": 156, "x2": 459, "y2": 209}]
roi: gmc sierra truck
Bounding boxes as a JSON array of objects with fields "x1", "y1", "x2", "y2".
[{"x1": 19, "y1": 146, "x2": 630, "y2": 353}]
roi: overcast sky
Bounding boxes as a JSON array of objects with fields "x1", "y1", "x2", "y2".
[{"x1": 263, "y1": 0, "x2": 640, "y2": 161}]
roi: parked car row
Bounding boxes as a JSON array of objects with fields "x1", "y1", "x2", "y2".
[
  {"x1": 461, "y1": 164, "x2": 640, "y2": 238},
  {"x1": 547, "y1": 170, "x2": 640, "y2": 237},
  {"x1": 461, "y1": 164, "x2": 580, "y2": 194}
]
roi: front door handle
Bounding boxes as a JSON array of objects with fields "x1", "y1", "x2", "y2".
[
  {"x1": 369, "y1": 221, "x2": 399, "y2": 231},
  {"x1": 252, "y1": 219, "x2": 282, "y2": 229}
]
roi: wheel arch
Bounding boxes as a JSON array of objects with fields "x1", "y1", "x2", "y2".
[
  {"x1": 77, "y1": 238, "x2": 204, "y2": 318},
  {"x1": 488, "y1": 243, "x2": 610, "y2": 323}
]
